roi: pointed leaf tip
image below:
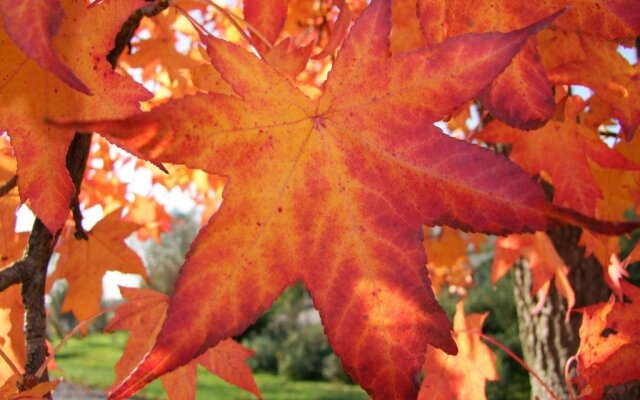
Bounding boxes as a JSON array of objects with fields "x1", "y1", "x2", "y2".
[{"x1": 519, "y1": 7, "x2": 568, "y2": 35}]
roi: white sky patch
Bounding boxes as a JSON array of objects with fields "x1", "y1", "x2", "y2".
[
  {"x1": 571, "y1": 85, "x2": 593, "y2": 100},
  {"x1": 103, "y1": 272, "x2": 143, "y2": 300},
  {"x1": 618, "y1": 45, "x2": 638, "y2": 65}
]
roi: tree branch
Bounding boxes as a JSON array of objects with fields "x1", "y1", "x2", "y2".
[
  {"x1": 0, "y1": 175, "x2": 17, "y2": 197},
  {"x1": 67, "y1": 134, "x2": 92, "y2": 240},
  {"x1": 0, "y1": 260, "x2": 27, "y2": 292},
  {"x1": 107, "y1": 0, "x2": 170, "y2": 68}
]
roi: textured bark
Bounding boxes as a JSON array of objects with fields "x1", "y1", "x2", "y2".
[{"x1": 513, "y1": 225, "x2": 610, "y2": 400}]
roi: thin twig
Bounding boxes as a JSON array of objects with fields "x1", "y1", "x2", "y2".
[
  {"x1": 475, "y1": 330, "x2": 559, "y2": 400},
  {"x1": 66, "y1": 134, "x2": 92, "y2": 240},
  {"x1": 565, "y1": 355, "x2": 578, "y2": 400},
  {"x1": 0, "y1": 260, "x2": 28, "y2": 292},
  {"x1": 0, "y1": 175, "x2": 17, "y2": 197},
  {"x1": 0, "y1": 346, "x2": 22, "y2": 377},
  {"x1": 202, "y1": 0, "x2": 274, "y2": 51},
  {"x1": 107, "y1": 0, "x2": 170, "y2": 68},
  {"x1": 35, "y1": 298, "x2": 146, "y2": 379}
]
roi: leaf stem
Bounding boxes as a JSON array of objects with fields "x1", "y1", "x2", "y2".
[
  {"x1": 472, "y1": 330, "x2": 559, "y2": 400},
  {"x1": 0, "y1": 346, "x2": 23, "y2": 377},
  {"x1": 564, "y1": 355, "x2": 577, "y2": 400},
  {"x1": 191, "y1": 0, "x2": 273, "y2": 55}
]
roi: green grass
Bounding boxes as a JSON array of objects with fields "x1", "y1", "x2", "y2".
[{"x1": 51, "y1": 333, "x2": 368, "y2": 400}]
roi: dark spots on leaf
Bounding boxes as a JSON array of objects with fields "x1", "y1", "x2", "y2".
[
  {"x1": 277, "y1": 207, "x2": 283, "y2": 213},
  {"x1": 1, "y1": 256, "x2": 7, "y2": 261}
]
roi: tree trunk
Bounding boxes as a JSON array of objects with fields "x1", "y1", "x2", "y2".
[{"x1": 512, "y1": 225, "x2": 610, "y2": 400}]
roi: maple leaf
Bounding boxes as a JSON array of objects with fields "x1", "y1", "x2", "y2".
[
  {"x1": 419, "y1": 301, "x2": 498, "y2": 400},
  {"x1": 104, "y1": 287, "x2": 261, "y2": 399},
  {"x1": 478, "y1": 96, "x2": 640, "y2": 216},
  {"x1": 573, "y1": 281, "x2": 640, "y2": 399},
  {"x1": 0, "y1": 0, "x2": 151, "y2": 232},
  {"x1": 55, "y1": 3, "x2": 601, "y2": 398},
  {"x1": 579, "y1": 231, "x2": 622, "y2": 267},
  {"x1": 0, "y1": 0, "x2": 90, "y2": 95},
  {"x1": 493, "y1": 232, "x2": 575, "y2": 315},
  {"x1": 46, "y1": 209, "x2": 147, "y2": 331}
]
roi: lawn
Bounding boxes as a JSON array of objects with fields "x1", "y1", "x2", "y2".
[{"x1": 51, "y1": 333, "x2": 369, "y2": 400}]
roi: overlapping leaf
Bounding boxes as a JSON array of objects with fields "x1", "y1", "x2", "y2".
[
  {"x1": 0, "y1": 0, "x2": 151, "y2": 232},
  {"x1": 0, "y1": 0, "x2": 90, "y2": 94},
  {"x1": 0, "y1": 377, "x2": 60, "y2": 400},
  {"x1": 46, "y1": 209, "x2": 147, "y2": 330},
  {"x1": 538, "y1": 29, "x2": 640, "y2": 139},
  {"x1": 479, "y1": 96, "x2": 640, "y2": 216},
  {"x1": 416, "y1": 0, "x2": 640, "y2": 130},
  {"x1": 105, "y1": 287, "x2": 261, "y2": 399},
  {"x1": 244, "y1": 0, "x2": 287, "y2": 55},
  {"x1": 419, "y1": 302, "x2": 498, "y2": 400},
  {"x1": 56, "y1": 2, "x2": 585, "y2": 398},
  {"x1": 573, "y1": 281, "x2": 640, "y2": 399},
  {"x1": 493, "y1": 232, "x2": 575, "y2": 315}
]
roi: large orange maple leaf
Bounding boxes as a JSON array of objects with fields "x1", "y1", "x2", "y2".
[
  {"x1": 59, "y1": 2, "x2": 578, "y2": 398},
  {"x1": 0, "y1": 0, "x2": 151, "y2": 232}
]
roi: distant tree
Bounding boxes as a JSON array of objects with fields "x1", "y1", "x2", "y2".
[{"x1": 141, "y1": 212, "x2": 200, "y2": 295}]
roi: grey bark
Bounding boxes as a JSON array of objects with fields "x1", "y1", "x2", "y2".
[{"x1": 512, "y1": 225, "x2": 610, "y2": 400}]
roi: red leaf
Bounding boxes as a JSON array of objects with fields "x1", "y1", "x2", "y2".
[
  {"x1": 244, "y1": 0, "x2": 287, "y2": 55},
  {"x1": 0, "y1": 0, "x2": 91, "y2": 95},
  {"x1": 46, "y1": 209, "x2": 147, "y2": 331}
]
